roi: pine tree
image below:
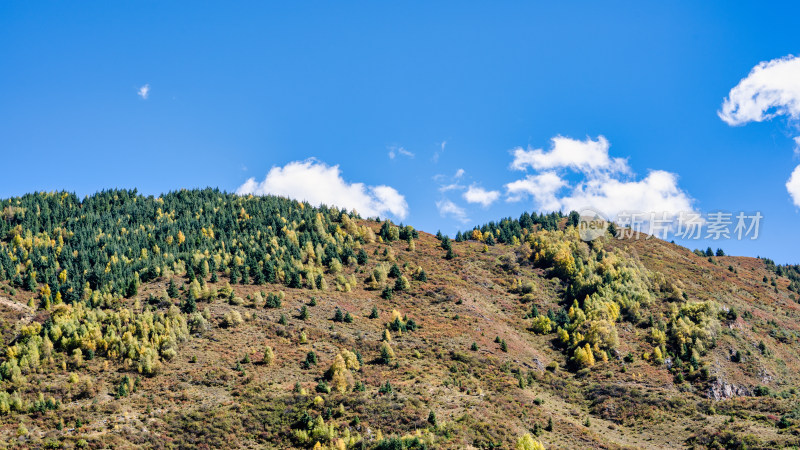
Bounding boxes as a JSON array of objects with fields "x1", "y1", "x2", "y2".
[
  {"x1": 167, "y1": 279, "x2": 179, "y2": 298},
  {"x1": 182, "y1": 295, "x2": 197, "y2": 314},
  {"x1": 427, "y1": 410, "x2": 437, "y2": 426},
  {"x1": 305, "y1": 351, "x2": 317, "y2": 367},
  {"x1": 357, "y1": 249, "x2": 369, "y2": 265},
  {"x1": 369, "y1": 306, "x2": 379, "y2": 319}
]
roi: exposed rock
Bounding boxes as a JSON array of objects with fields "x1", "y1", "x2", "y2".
[{"x1": 707, "y1": 379, "x2": 751, "y2": 401}]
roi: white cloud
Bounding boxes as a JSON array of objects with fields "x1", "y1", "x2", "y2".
[
  {"x1": 436, "y1": 169, "x2": 467, "y2": 193},
  {"x1": 786, "y1": 165, "x2": 800, "y2": 207},
  {"x1": 719, "y1": 55, "x2": 800, "y2": 126},
  {"x1": 504, "y1": 172, "x2": 566, "y2": 211},
  {"x1": 438, "y1": 183, "x2": 464, "y2": 193},
  {"x1": 463, "y1": 185, "x2": 500, "y2": 207},
  {"x1": 504, "y1": 136, "x2": 696, "y2": 219},
  {"x1": 510, "y1": 135, "x2": 629, "y2": 173},
  {"x1": 559, "y1": 170, "x2": 695, "y2": 219},
  {"x1": 137, "y1": 84, "x2": 150, "y2": 100},
  {"x1": 433, "y1": 141, "x2": 447, "y2": 163},
  {"x1": 720, "y1": 55, "x2": 800, "y2": 208},
  {"x1": 436, "y1": 199, "x2": 468, "y2": 223},
  {"x1": 388, "y1": 146, "x2": 414, "y2": 159},
  {"x1": 236, "y1": 159, "x2": 408, "y2": 219}
]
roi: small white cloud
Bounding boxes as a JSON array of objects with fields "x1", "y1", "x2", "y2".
[
  {"x1": 137, "y1": 84, "x2": 150, "y2": 100},
  {"x1": 438, "y1": 183, "x2": 464, "y2": 193},
  {"x1": 433, "y1": 141, "x2": 447, "y2": 163},
  {"x1": 435, "y1": 169, "x2": 467, "y2": 192},
  {"x1": 786, "y1": 165, "x2": 800, "y2": 207},
  {"x1": 388, "y1": 146, "x2": 414, "y2": 159},
  {"x1": 436, "y1": 199, "x2": 468, "y2": 223},
  {"x1": 504, "y1": 172, "x2": 566, "y2": 211},
  {"x1": 236, "y1": 159, "x2": 408, "y2": 219},
  {"x1": 719, "y1": 55, "x2": 800, "y2": 126},
  {"x1": 463, "y1": 185, "x2": 500, "y2": 207},
  {"x1": 510, "y1": 135, "x2": 629, "y2": 174}
]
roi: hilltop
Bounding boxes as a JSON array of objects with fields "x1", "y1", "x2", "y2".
[{"x1": 0, "y1": 190, "x2": 799, "y2": 449}]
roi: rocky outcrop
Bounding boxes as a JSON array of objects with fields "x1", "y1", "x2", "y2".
[{"x1": 707, "y1": 379, "x2": 751, "y2": 401}]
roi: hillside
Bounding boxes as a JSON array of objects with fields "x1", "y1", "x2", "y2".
[{"x1": 0, "y1": 190, "x2": 799, "y2": 449}]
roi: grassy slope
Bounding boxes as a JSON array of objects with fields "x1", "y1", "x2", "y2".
[{"x1": 0, "y1": 221, "x2": 799, "y2": 448}]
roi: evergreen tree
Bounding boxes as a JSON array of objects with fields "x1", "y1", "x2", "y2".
[
  {"x1": 427, "y1": 410, "x2": 437, "y2": 426},
  {"x1": 167, "y1": 279, "x2": 179, "y2": 298},
  {"x1": 182, "y1": 294, "x2": 197, "y2": 314},
  {"x1": 357, "y1": 248, "x2": 369, "y2": 265}
]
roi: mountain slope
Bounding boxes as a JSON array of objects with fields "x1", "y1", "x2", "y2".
[{"x1": 0, "y1": 191, "x2": 798, "y2": 448}]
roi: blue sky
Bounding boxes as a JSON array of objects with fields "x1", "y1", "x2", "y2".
[{"x1": 2, "y1": 2, "x2": 800, "y2": 262}]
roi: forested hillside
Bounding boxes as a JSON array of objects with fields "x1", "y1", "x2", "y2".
[{"x1": 0, "y1": 190, "x2": 799, "y2": 448}]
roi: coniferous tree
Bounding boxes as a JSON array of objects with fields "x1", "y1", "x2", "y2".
[{"x1": 167, "y1": 279, "x2": 179, "y2": 298}]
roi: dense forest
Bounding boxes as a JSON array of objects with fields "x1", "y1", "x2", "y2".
[{"x1": 0, "y1": 190, "x2": 384, "y2": 404}]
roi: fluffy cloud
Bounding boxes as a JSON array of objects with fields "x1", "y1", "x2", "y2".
[
  {"x1": 505, "y1": 172, "x2": 566, "y2": 211},
  {"x1": 719, "y1": 55, "x2": 800, "y2": 126},
  {"x1": 463, "y1": 185, "x2": 500, "y2": 207},
  {"x1": 559, "y1": 170, "x2": 694, "y2": 219},
  {"x1": 510, "y1": 135, "x2": 629, "y2": 173},
  {"x1": 137, "y1": 84, "x2": 150, "y2": 100},
  {"x1": 786, "y1": 165, "x2": 800, "y2": 208},
  {"x1": 436, "y1": 199, "x2": 468, "y2": 223},
  {"x1": 719, "y1": 55, "x2": 800, "y2": 206},
  {"x1": 504, "y1": 136, "x2": 696, "y2": 219},
  {"x1": 236, "y1": 159, "x2": 408, "y2": 219}
]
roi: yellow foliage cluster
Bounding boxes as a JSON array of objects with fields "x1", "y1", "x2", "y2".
[{"x1": 1, "y1": 302, "x2": 188, "y2": 382}]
